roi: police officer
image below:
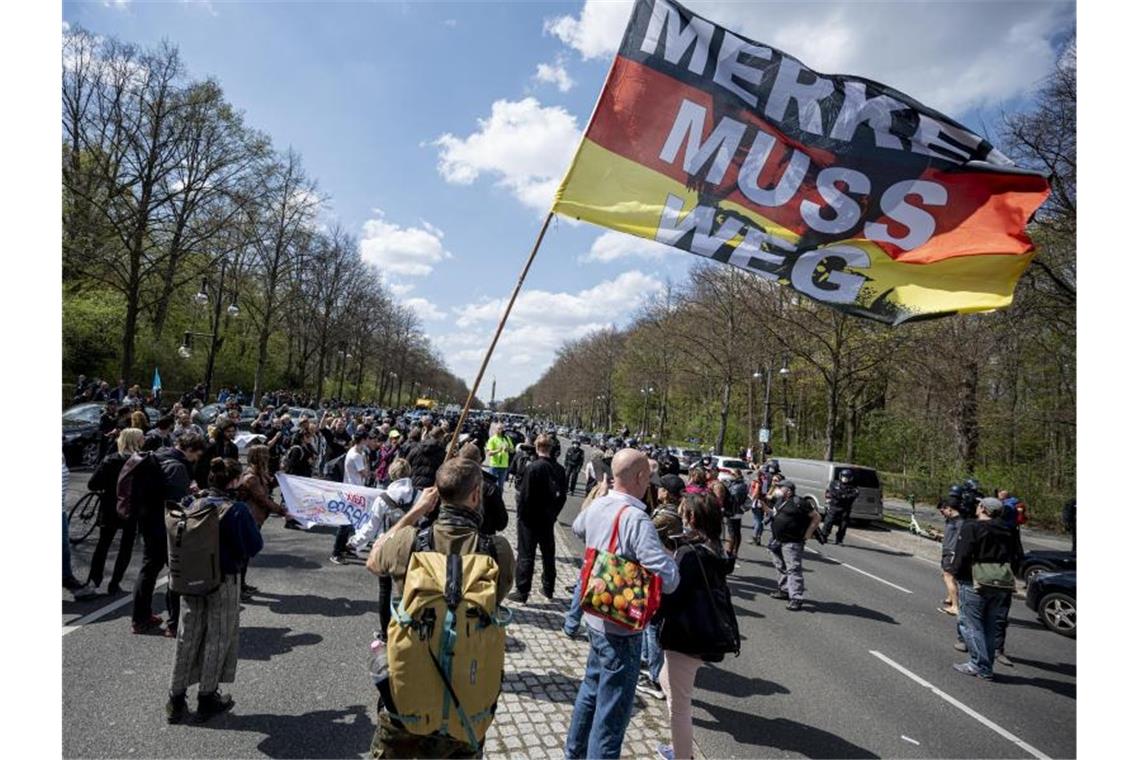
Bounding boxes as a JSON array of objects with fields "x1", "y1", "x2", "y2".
[
  {"x1": 563, "y1": 439, "x2": 585, "y2": 495},
  {"x1": 820, "y1": 468, "x2": 859, "y2": 545},
  {"x1": 959, "y1": 479, "x2": 983, "y2": 520}
]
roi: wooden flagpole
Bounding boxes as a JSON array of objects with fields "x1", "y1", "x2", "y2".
[{"x1": 446, "y1": 210, "x2": 555, "y2": 458}]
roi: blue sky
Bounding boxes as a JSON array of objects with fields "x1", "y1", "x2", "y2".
[{"x1": 64, "y1": 0, "x2": 1075, "y2": 398}]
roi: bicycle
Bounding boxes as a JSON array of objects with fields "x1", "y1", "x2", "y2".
[
  {"x1": 68, "y1": 491, "x2": 101, "y2": 546},
  {"x1": 907, "y1": 493, "x2": 935, "y2": 539}
]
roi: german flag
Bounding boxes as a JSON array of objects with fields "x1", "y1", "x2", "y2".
[{"x1": 553, "y1": 0, "x2": 1050, "y2": 324}]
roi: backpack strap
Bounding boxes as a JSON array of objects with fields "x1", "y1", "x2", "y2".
[{"x1": 476, "y1": 533, "x2": 498, "y2": 566}]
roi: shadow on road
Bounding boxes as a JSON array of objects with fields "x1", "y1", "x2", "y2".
[
  {"x1": 195, "y1": 704, "x2": 375, "y2": 758},
  {"x1": 803, "y1": 600, "x2": 898, "y2": 625},
  {"x1": 841, "y1": 543, "x2": 912, "y2": 558},
  {"x1": 252, "y1": 553, "x2": 323, "y2": 570},
  {"x1": 502, "y1": 669, "x2": 580, "y2": 705},
  {"x1": 243, "y1": 591, "x2": 375, "y2": 618},
  {"x1": 239, "y1": 626, "x2": 323, "y2": 661},
  {"x1": 696, "y1": 666, "x2": 788, "y2": 698},
  {"x1": 693, "y1": 699, "x2": 877, "y2": 759},
  {"x1": 1010, "y1": 655, "x2": 1076, "y2": 678},
  {"x1": 996, "y1": 673, "x2": 1076, "y2": 699}
]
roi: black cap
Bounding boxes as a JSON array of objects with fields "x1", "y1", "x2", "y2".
[{"x1": 660, "y1": 474, "x2": 686, "y2": 497}]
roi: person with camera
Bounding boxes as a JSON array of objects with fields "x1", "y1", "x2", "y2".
[
  {"x1": 820, "y1": 468, "x2": 859, "y2": 545},
  {"x1": 767, "y1": 481, "x2": 820, "y2": 611},
  {"x1": 655, "y1": 492, "x2": 739, "y2": 760}
]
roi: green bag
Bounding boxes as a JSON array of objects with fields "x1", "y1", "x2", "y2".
[{"x1": 972, "y1": 561, "x2": 1015, "y2": 591}]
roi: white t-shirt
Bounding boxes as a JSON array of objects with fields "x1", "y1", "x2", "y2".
[{"x1": 344, "y1": 445, "x2": 368, "y2": 486}]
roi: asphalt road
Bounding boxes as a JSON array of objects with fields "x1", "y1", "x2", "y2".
[
  {"x1": 555, "y1": 443, "x2": 1075, "y2": 760},
  {"x1": 64, "y1": 451, "x2": 1075, "y2": 760}
]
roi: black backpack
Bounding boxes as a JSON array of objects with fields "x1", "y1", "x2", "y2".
[
  {"x1": 659, "y1": 544, "x2": 740, "y2": 662},
  {"x1": 116, "y1": 451, "x2": 161, "y2": 521},
  {"x1": 727, "y1": 480, "x2": 749, "y2": 517}
]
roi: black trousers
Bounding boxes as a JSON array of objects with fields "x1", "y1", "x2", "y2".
[
  {"x1": 87, "y1": 506, "x2": 137, "y2": 588},
  {"x1": 515, "y1": 519, "x2": 556, "y2": 599},
  {"x1": 378, "y1": 575, "x2": 394, "y2": 635},
  {"x1": 132, "y1": 507, "x2": 180, "y2": 626},
  {"x1": 822, "y1": 507, "x2": 851, "y2": 544},
  {"x1": 332, "y1": 524, "x2": 353, "y2": 556},
  {"x1": 567, "y1": 466, "x2": 582, "y2": 494}
]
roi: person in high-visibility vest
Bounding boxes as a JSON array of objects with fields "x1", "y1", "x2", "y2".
[{"x1": 485, "y1": 423, "x2": 514, "y2": 491}]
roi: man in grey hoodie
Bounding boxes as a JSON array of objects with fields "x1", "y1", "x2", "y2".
[{"x1": 565, "y1": 449, "x2": 679, "y2": 760}]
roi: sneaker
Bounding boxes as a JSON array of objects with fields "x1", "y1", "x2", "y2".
[
  {"x1": 166, "y1": 693, "x2": 189, "y2": 724},
  {"x1": 786, "y1": 599, "x2": 803, "y2": 611},
  {"x1": 107, "y1": 583, "x2": 122, "y2": 595},
  {"x1": 541, "y1": 588, "x2": 555, "y2": 601},
  {"x1": 636, "y1": 676, "x2": 665, "y2": 700},
  {"x1": 564, "y1": 583, "x2": 578, "y2": 594},
  {"x1": 954, "y1": 641, "x2": 968, "y2": 653},
  {"x1": 131, "y1": 615, "x2": 164, "y2": 635},
  {"x1": 506, "y1": 590, "x2": 528, "y2": 604},
  {"x1": 770, "y1": 590, "x2": 790, "y2": 600},
  {"x1": 996, "y1": 652, "x2": 1014, "y2": 667},
  {"x1": 196, "y1": 691, "x2": 235, "y2": 722},
  {"x1": 562, "y1": 627, "x2": 581, "y2": 640},
  {"x1": 73, "y1": 582, "x2": 98, "y2": 600},
  {"x1": 952, "y1": 662, "x2": 980, "y2": 677},
  {"x1": 815, "y1": 529, "x2": 828, "y2": 545},
  {"x1": 63, "y1": 576, "x2": 84, "y2": 591},
  {"x1": 656, "y1": 744, "x2": 676, "y2": 760},
  {"x1": 241, "y1": 584, "x2": 259, "y2": 594},
  {"x1": 329, "y1": 554, "x2": 346, "y2": 565}
]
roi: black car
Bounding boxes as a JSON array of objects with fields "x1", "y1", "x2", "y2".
[
  {"x1": 62, "y1": 402, "x2": 160, "y2": 468},
  {"x1": 1018, "y1": 550, "x2": 1077, "y2": 584},
  {"x1": 1025, "y1": 570, "x2": 1076, "y2": 638}
]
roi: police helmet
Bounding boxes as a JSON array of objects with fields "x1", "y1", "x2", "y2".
[
  {"x1": 964, "y1": 478, "x2": 980, "y2": 493},
  {"x1": 838, "y1": 468, "x2": 854, "y2": 483}
]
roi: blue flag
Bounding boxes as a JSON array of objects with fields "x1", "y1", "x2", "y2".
[{"x1": 152, "y1": 367, "x2": 162, "y2": 392}]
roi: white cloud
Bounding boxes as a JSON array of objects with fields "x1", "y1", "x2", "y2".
[
  {"x1": 181, "y1": 0, "x2": 219, "y2": 16},
  {"x1": 358, "y1": 211, "x2": 451, "y2": 277},
  {"x1": 103, "y1": 0, "x2": 131, "y2": 9},
  {"x1": 544, "y1": 0, "x2": 1073, "y2": 113},
  {"x1": 534, "y1": 60, "x2": 575, "y2": 92},
  {"x1": 386, "y1": 280, "x2": 415, "y2": 297},
  {"x1": 403, "y1": 297, "x2": 446, "y2": 322},
  {"x1": 580, "y1": 230, "x2": 675, "y2": 263},
  {"x1": 433, "y1": 98, "x2": 581, "y2": 213},
  {"x1": 434, "y1": 270, "x2": 664, "y2": 396}
]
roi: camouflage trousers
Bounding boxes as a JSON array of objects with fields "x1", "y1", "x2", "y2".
[{"x1": 370, "y1": 711, "x2": 483, "y2": 759}]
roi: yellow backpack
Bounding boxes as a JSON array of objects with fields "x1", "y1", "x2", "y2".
[{"x1": 385, "y1": 528, "x2": 511, "y2": 749}]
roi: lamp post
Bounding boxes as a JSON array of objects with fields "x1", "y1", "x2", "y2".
[
  {"x1": 189, "y1": 260, "x2": 239, "y2": 399},
  {"x1": 779, "y1": 356, "x2": 792, "y2": 446},
  {"x1": 640, "y1": 386, "x2": 654, "y2": 438},
  {"x1": 336, "y1": 346, "x2": 352, "y2": 400}
]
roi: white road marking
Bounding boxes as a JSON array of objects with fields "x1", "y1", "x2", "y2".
[
  {"x1": 847, "y1": 533, "x2": 942, "y2": 566},
  {"x1": 807, "y1": 546, "x2": 913, "y2": 594},
  {"x1": 870, "y1": 650, "x2": 1052, "y2": 760},
  {"x1": 62, "y1": 576, "x2": 168, "y2": 636},
  {"x1": 901, "y1": 735, "x2": 921, "y2": 746}
]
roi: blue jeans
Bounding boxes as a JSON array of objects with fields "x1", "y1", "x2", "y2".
[
  {"x1": 751, "y1": 506, "x2": 765, "y2": 541},
  {"x1": 565, "y1": 628, "x2": 644, "y2": 759},
  {"x1": 958, "y1": 585, "x2": 1011, "y2": 677},
  {"x1": 641, "y1": 619, "x2": 663, "y2": 683},
  {"x1": 492, "y1": 466, "x2": 508, "y2": 491},
  {"x1": 564, "y1": 576, "x2": 585, "y2": 635}
]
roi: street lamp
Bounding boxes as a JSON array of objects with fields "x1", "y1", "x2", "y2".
[
  {"x1": 640, "y1": 386, "x2": 654, "y2": 437},
  {"x1": 194, "y1": 278, "x2": 209, "y2": 307},
  {"x1": 190, "y1": 260, "x2": 241, "y2": 399}
]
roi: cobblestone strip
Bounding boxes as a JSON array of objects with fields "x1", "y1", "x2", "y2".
[{"x1": 484, "y1": 491, "x2": 702, "y2": 759}]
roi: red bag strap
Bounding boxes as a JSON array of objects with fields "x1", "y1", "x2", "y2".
[{"x1": 607, "y1": 505, "x2": 630, "y2": 554}]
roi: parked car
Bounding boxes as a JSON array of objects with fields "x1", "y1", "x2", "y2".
[
  {"x1": 286, "y1": 406, "x2": 319, "y2": 423},
  {"x1": 1018, "y1": 550, "x2": 1077, "y2": 584},
  {"x1": 1025, "y1": 570, "x2": 1075, "y2": 638},
  {"x1": 670, "y1": 448, "x2": 702, "y2": 472},
  {"x1": 710, "y1": 455, "x2": 754, "y2": 482},
  {"x1": 62, "y1": 403, "x2": 160, "y2": 468},
  {"x1": 772, "y1": 458, "x2": 883, "y2": 521}
]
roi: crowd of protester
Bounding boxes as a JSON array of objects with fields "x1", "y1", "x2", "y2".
[{"x1": 62, "y1": 375, "x2": 1073, "y2": 757}]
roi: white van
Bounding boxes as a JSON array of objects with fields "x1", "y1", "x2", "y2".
[{"x1": 773, "y1": 458, "x2": 883, "y2": 521}]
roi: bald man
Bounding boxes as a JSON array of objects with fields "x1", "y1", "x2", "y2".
[{"x1": 566, "y1": 449, "x2": 679, "y2": 760}]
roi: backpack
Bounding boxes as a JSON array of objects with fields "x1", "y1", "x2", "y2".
[
  {"x1": 383, "y1": 528, "x2": 508, "y2": 749},
  {"x1": 116, "y1": 451, "x2": 161, "y2": 521},
  {"x1": 726, "y1": 480, "x2": 749, "y2": 517},
  {"x1": 659, "y1": 543, "x2": 741, "y2": 662},
  {"x1": 323, "y1": 453, "x2": 346, "y2": 482},
  {"x1": 165, "y1": 495, "x2": 235, "y2": 596}
]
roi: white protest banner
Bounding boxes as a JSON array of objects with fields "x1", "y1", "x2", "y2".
[{"x1": 275, "y1": 473, "x2": 385, "y2": 532}]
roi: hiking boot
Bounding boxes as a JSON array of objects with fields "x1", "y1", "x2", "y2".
[
  {"x1": 996, "y1": 651, "x2": 1014, "y2": 667},
  {"x1": 786, "y1": 599, "x2": 803, "y2": 611},
  {"x1": 770, "y1": 590, "x2": 790, "y2": 600},
  {"x1": 954, "y1": 641, "x2": 968, "y2": 653},
  {"x1": 506, "y1": 590, "x2": 528, "y2": 605},
  {"x1": 196, "y1": 691, "x2": 235, "y2": 723},
  {"x1": 166, "y1": 693, "x2": 189, "y2": 724},
  {"x1": 635, "y1": 675, "x2": 665, "y2": 700}
]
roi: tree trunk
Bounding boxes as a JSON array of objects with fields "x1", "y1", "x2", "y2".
[
  {"x1": 715, "y1": 380, "x2": 732, "y2": 455},
  {"x1": 956, "y1": 361, "x2": 980, "y2": 474},
  {"x1": 844, "y1": 396, "x2": 857, "y2": 463}
]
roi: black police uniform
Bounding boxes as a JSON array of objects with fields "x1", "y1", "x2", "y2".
[{"x1": 822, "y1": 478, "x2": 859, "y2": 544}]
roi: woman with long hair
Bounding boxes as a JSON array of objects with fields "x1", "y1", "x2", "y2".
[
  {"x1": 236, "y1": 445, "x2": 287, "y2": 596},
  {"x1": 83, "y1": 427, "x2": 145, "y2": 595},
  {"x1": 656, "y1": 492, "x2": 737, "y2": 760},
  {"x1": 166, "y1": 458, "x2": 263, "y2": 724}
]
